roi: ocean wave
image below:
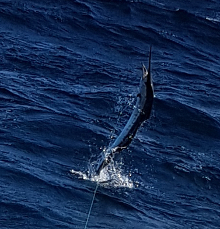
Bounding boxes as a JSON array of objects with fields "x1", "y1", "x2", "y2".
[{"x1": 0, "y1": 0, "x2": 220, "y2": 228}]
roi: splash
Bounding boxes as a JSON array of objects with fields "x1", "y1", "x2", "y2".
[{"x1": 70, "y1": 160, "x2": 133, "y2": 189}]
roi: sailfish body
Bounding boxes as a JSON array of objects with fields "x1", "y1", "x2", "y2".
[{"x1": 95, "y1": 47, "x2": 154, "y2": 175}]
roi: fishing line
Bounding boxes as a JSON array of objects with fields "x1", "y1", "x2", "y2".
[{"x1": 84, "y1": 181, "x2": 99, "y2": 229}]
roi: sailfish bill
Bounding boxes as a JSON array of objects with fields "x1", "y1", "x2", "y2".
[{"x1": 94, "y1": 47, "x2": 154, "y2": 175}]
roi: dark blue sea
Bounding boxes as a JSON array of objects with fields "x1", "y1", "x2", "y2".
[{"x1": 0, "y1": 0, "x2": 220, "y2": 228}]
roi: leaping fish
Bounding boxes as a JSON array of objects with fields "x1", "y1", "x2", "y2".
[{"x1": 94, "y1": 47, "x2": 154, "y2": 175}]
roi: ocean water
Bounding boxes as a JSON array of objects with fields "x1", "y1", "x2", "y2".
[{"x1": 0, "y1": 0, "x2": 220, "y2": 228}]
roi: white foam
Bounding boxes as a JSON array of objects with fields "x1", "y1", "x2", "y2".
[{"x1": 70, "y1": 163, "x2": 133, "y2": 189}]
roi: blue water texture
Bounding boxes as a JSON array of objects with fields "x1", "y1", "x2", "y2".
[{"x1": 0, "y1": 0, "x2": 220, "y2": 228}]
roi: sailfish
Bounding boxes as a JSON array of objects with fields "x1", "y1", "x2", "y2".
[{"x1": 94, "y1": 47, "x2": 154, "y2": 175}]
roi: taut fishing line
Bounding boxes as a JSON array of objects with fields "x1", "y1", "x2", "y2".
[{"x1": 83, "y1": 181, "x2": 99, "y2": 229}]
